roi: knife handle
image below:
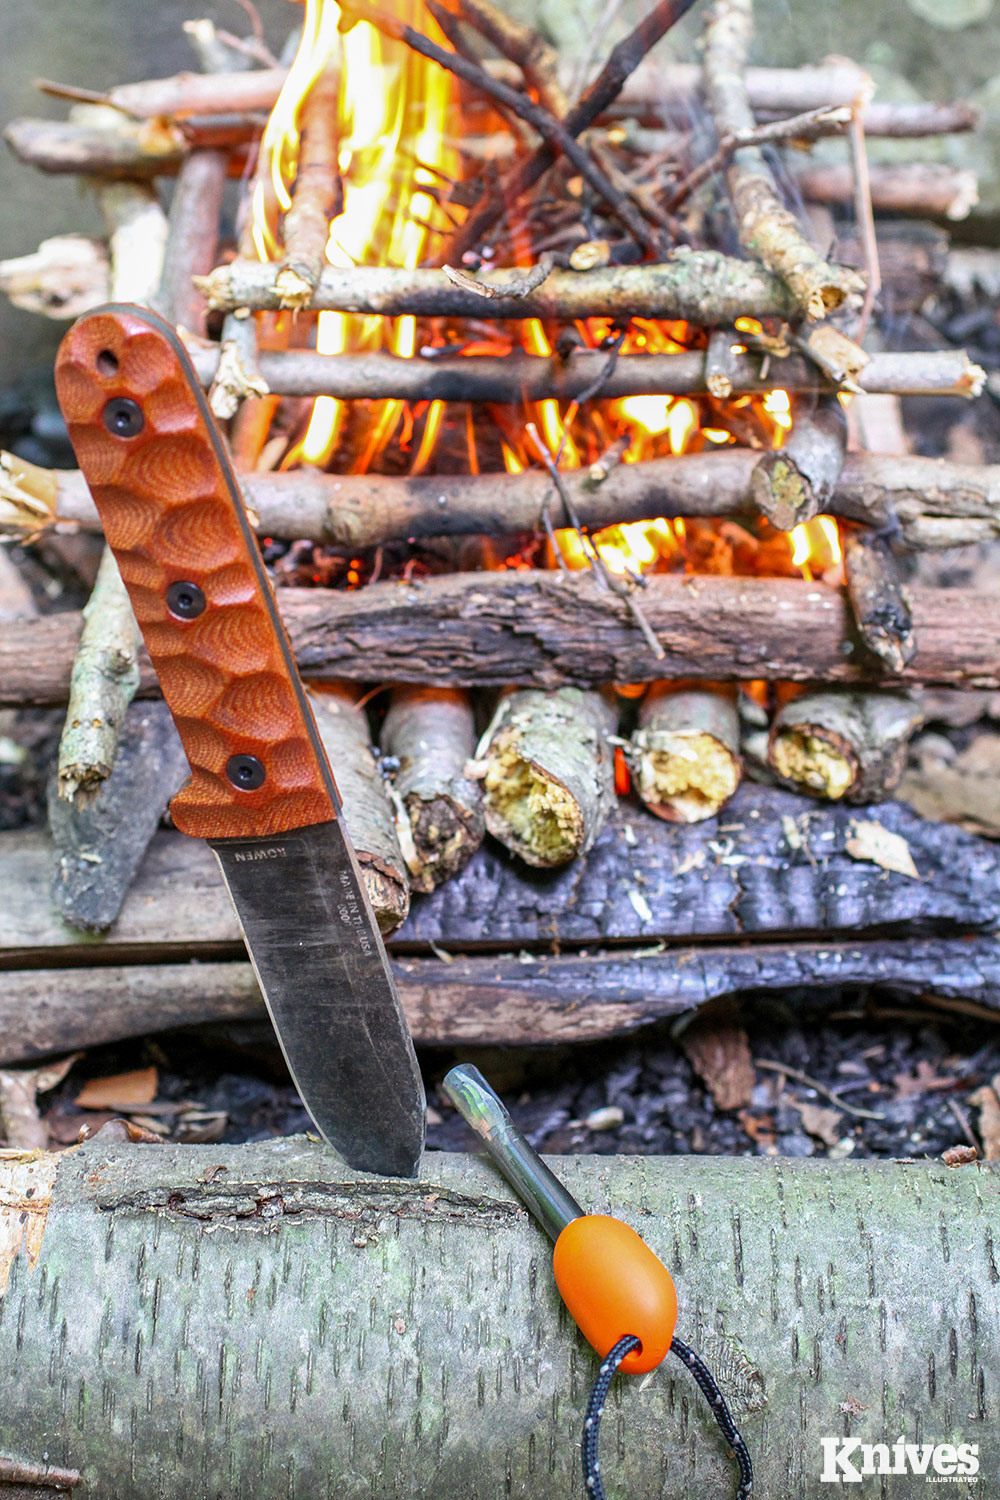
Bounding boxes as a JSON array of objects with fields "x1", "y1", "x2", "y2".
[{"x1": 54, "y1": 303, "x2": 340, "y2": 841}]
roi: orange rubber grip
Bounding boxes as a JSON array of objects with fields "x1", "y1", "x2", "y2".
[
  {"x1": 54, "y1": 304, "x2": 340, "y2": 842},
  {"x1": 552, "y1": 1215, "x2": 677, "y2": 1375}
]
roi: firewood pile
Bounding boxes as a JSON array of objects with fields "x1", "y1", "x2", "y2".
[{"x1": 0, "y1": 0, "x2": 998, "y2": 1111}]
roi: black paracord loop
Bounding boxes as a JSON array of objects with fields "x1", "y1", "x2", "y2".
[
  {"x1": 580, "y1": 1333, "x2": 753, "y2": 1500},
  {"x1": 581, "y1": 1335, "x2": 641, "y2": 1497},
  {"x1": 669, "y1": 1336, "x2": 754, "y2": 1499}
]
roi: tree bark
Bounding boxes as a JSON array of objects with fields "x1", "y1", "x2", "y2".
[
  {"x1": 2, "y1": 789, "x2": 997, "y2": 965},
  {"x1": 31, "y1": 450, "x2": 1000, "y2": 553},
  {"x1": 0, "y1": 1140, "x2": 996, "y2": 1500},
  {"x1": 844, "y1": 531, "x2": 916, "y2": 674},
  {"x1": 4, "y1": 931, "x2": 1000, "y2": 1065},
  {"x1": 1, "y1": 575, "x2": 997, "y2": 706}
]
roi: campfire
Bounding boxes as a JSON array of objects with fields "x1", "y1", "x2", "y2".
[
  {"x1": 0, "y1": 0, "x2": 997, "y2": 991},
  {"x1": 2, "y1": 0, "x2": 1000, "y2": 1494}
]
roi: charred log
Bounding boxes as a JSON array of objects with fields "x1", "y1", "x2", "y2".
[
  {"x1": 2, "y1": 933, "x2": 999, "y2": 1063},
  {"x1": 2, "y1": 789, "x2": 997, "y2": 966},
  {"x1": 844, "y1": 530, "x2": 916, "y2": 673}
]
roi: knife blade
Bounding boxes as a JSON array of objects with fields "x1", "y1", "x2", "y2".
[{"x1": 54, "y1": 303, "x2": 425, "y2": 1177}]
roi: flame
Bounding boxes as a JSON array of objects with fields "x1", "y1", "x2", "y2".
[
  {"x1": 790, "y1": 515, "x2": 843, "y2": 579},
  {"x1": 252, "y1": 0, "x2": 458, "y2": 470}
]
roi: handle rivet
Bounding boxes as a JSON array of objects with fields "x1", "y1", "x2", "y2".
[
  {"x1": 166, "y1": 581, "x2": 206, "y2": 620},
  {"x1": 102, "y1": 397, "x2": 144, "y2": 438},
  {"x1": 226, "y1": 754, "x2": 266, "y2": 791}
]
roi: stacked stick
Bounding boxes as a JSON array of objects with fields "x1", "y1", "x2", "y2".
[{"x1": 0, "y1": 0, "x2": 994, "y2": 928}]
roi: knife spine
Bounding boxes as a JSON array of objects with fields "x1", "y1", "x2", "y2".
[{"x1": 54, "y1": 303, "x2": 340, "y2": 842}]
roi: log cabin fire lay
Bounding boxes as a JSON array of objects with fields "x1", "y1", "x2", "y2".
[{"x1": 1, "y1": 0, "x2": 999, "y2": 1495}]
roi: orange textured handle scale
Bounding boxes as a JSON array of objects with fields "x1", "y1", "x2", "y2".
[
  {"x1": 553, "y1": 1216, "x2": 678, "y2": 1375},
  {"x1": 54, "y1": 304, "x2": 340, "y2": 841}
]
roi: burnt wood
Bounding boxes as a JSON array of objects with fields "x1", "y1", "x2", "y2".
[
  {"x1": 1, "y1": 789, "x2": 997, "y2": 969},
  {"x1": 1, "y1": 933, "x2": 998, "y2": 1064}
]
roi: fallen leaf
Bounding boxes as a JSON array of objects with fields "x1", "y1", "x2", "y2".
[
  {"x1": 968, "y1": 1085, "x2": 1000, "y2": 1160},
  {"x1": 75, "y1": 1067, "x2": 158, "y2": 1110},
  {"x1": 845, "y1": 820, "x2": 919, "y2": 879},
  {"x1": 681, "y1": 1002, "x2": 755, "y2": 1111},
  {"x1": 794, "y1": 1101, "x2": 844, "y2": 1148},
  {"x1": 893, "y1": 1059, "x2": 958, "y2": 1098}
]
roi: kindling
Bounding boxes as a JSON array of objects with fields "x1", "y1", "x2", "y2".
[{"x1": 820, "y1": 1437, "x2": 980, "y2": 1483}]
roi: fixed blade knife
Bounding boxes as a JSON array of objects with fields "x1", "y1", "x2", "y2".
[{"x1": 54, "y1": 303, "x2": 425, "y2": 1178}]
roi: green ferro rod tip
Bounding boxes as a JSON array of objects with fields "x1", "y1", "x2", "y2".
[{"x1": 442, "y1": 1064, "x2": 583, "y2": 1243}]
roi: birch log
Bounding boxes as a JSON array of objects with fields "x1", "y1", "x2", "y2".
[
  {"x1": 308, "y1": 684, "x2": 411, "y2": 933},
  {"x1": 628, "y1": 683, "x2": 741, "y2": 823},
  {"x1": 0, "y1": 1141, "x2": 996, "y2": 1500},
  {"x1": 474, "y1": 689, "x2": 618, "y2": 866},
  {"x1": 381, "y1": 686, "x2": 484, "y2": 892}
]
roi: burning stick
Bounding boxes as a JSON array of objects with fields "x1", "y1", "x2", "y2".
[
  {"x1": 274, "y1": 60, "x2": 341, "y2": 310},
  {"x1": 472, "y1": 689, "x2": 617, "y2": 867},
  {"x1": 628, "y1": 683, "x2": 742, "y2": 824},
  {"x1": 17, "y1": 449, "x2": 1000, "y2": 553},
  {"x1": 702, "y1": 0, "x2": 864, "y2": 320},
  {"x1": 381, "y1": 686, "x2": 485, "y2": 893},
  {"x1": 195, "y1": 252, "x2": 800, "y2": 321},
  {"x1": 844, "y1": 531, "x2": 916, "y2": 673},
  {"x1": 180, "y1": 344, "x2": 983, "y2": 403},
  {"x1": 307, "y1": 684, "x2": 410, "y2": 933},
  {"x1": 452, "y1": 0, "x2": 566, "y2": 117},
  {"x1": 750, "y1": 394, "x2": 849, "y2": 531},
  {"x1": 436, "y1": 0, "x2": 703, "y2": 263},
  {"x1": 768, "y1": 689, "x2": 923, "y2": 802}
]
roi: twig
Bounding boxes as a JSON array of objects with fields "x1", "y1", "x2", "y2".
[
  {"x1": 664, "y1": 104, "x2": 852, "y2": 214},
  {"x1": 754, "y1": 1058, "x2": 886, "y2": 1119},
  {"x1": 452, "y1": 0, "x2": 567, "y2": 116},
  {"x1": 274, "y1": 58, "x2": 342, "y2": 309},
  {"x1": 848, "y1": 101, "x2": 881, "y2": 342},
  {"x1": 57, "y1": 546, "x2": 142, "y2": 804},
  {"x1": 702, "y1": 0, "x2": 863, "y2": 319},
  {"x1": 442, "y1": 256, "x2": 553, "y2": 299},
  {"x1": 435, "y1": 0, "x2": 702, "y2": 263},
  {"x1": 339, "y1": 0, "x2": 660, "y2": 253},
  {"x1": 526, "y1": 423, "x2": 666, "y2": 660}
]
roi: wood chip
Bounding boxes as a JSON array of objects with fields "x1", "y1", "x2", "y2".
[
  {"x1": 968, "y1": 1083, "x2": 1000, "y2": 1159},
  {"x1": 75, "y1": 1066, "x2": 158, "y2": 1110},
  {"x1": 845, "y1": 820, "x2": 919, "y2": 879},
  {"x1": 793, "y1": 1101, "x2": 844, "y2": 1147},
  {"x1": 680, "y1": 1002, "x2": 755, "y2": 1110},
  {"x1": 941, "y1": 1144, "x2": 978, "y2": 1167}
]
